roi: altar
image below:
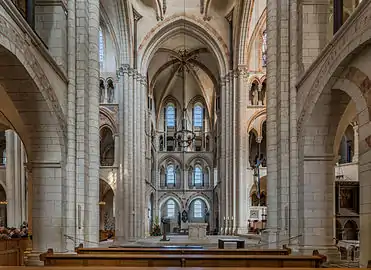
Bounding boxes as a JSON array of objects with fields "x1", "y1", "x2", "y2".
[{"x1": 188, "y1": 223, "x2": 208, "y2": 240}]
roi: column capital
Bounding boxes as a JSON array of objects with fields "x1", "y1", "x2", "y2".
[
  {"x1": 256, "y1": 136, "x2": 263, "y2": 143},
  {"x1": 117, "y1": 64, "x2": 131, "y2": 77}
]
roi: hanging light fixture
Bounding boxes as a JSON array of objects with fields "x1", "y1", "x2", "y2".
[{"x1": 173, "y1": 0, "x2": 196, "y2": 149}]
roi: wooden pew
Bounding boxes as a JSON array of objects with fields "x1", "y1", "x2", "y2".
[
  {"x1": 76, "y1": 247, "x2": 290, "y2": 256},
  {"x1": 40, "y1": 249, "x2": 323, "y2": 267},
  {"x1": 0, "y1": 238, "x2": 29, "y2": 266}
]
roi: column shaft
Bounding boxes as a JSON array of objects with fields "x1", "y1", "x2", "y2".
[
  {"x1": 5, "y1": 130, "x2": 15, "y2": 227},
  {"x1": 87, "y1": 0, "x2": 100, "y2": 246}
]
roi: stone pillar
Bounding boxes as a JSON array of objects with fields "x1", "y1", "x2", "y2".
[
  {"x1": 34, "y1": 0, "x2": 67, "y2": 73},
  {"x1": 21, "y1": 144, "x2": 26, "y2": 223},
  {"x1": 140, "y1": 76, "x2": 147, "y2": 238},
  {"x1": 115, "y1": 65, "x2": 134, "y2": 244},
  {"x1": 300, "y1": 156, "x2": 338, "y2": 256},
  {"x1": 31, "y1": 162, "x2": 64, "y2": 252},
  {"x1": 5, "y1": 130, "x2": 15, "y2": 227},
  {"x1": 64, "y1": 0, "x2": 77, "y2": 252},
  {"x1": 352, "y1": 123, "x2": 359, "y2": 163},
  {"x1": 87, "y1": 0, "x2": 100, "y2": 246},
  {"x1": 219, "y1": 77, "x2": 227, "y2": 234},
  {"x1": 14, "y1": 134, "x2": 22, "y2": 228}
]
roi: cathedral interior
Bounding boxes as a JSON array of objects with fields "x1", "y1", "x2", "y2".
[{"x1": 0, "y1": 0, "x2": 368, "y2": 267}]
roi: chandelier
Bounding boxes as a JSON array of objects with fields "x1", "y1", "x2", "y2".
[{"x1": 172, "y1": 0, "x2": 196, "y2": 149}]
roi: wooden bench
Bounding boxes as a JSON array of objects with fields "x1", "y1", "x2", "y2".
[
  {"x1": 40, "y1": 249, "x2": 323, "y2": 267},
  {"x1": 0, "y1": 238, "x2": 29, "y2": 266},
  {"x1": 76, "y1": 247, "x2": 290, "y2": 256},
  {"x1": 218, "y1": 239, "x2": 245, "y2": 249},
  {"x1": 0, "y1": 268, "x2": 362, "y2": 270}
]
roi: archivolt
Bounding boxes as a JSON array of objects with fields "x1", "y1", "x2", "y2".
[{"x1": 138, "y1": 15, "x2": 229, "y2": 77}]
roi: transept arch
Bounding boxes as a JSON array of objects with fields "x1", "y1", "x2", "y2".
[{"x1": 138, "y1": 16, "x2": 229, "y2": 77}]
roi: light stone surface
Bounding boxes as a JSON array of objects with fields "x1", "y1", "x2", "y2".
[{"x1": 0, "y1": 0, "x2": 368, "y2": 266}]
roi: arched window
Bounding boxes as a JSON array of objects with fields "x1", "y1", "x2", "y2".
[
  {"x1": 166, "y1": 104, "x2": 175, "y2": 128},
  {"x1": 194, "y1": 166, "x2": 203, "y2": 186},
  {"x1": 166, "y1": 165, "x2": 175, "y2": 185},
  {"x1": 99, "y1": 27, "x2": 104, "y2": 69},
  {"x1": 2, "y1": 149, "x2": 5, "y2": 165},
  {"x1": 167, "y1": 200, "x2": 175, "y2": 217},
  {"x1": 193, "y1": 200, "x2": 202, "y2": 218},
  {"x1": 262, "y1": 30, "x2": 267, "y2": 67},
  {"x1": 193, "y1": 104, "x2": 203, "y2": 127}
]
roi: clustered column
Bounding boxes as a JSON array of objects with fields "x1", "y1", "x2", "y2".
[
  {"x1": 219, "y1": 71, "x2": 235, "y2": 234},
  {"x1": 115, "y1": 65, "x2": 147, "y2": 243}
]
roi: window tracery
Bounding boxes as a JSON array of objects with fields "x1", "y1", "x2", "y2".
[
  {"x1": 193, "y1": 104, "x2": 203, "y2": 128},
  {"x1": 193, "y1": 199, "x2": 202, "y2": 218},
  {"x1": 166, "y1": 104, "x2": 176, "y2": 128},
  {"x1": 166, "y1": 164, "x2": 175, "y2": 185},
  {"x1": 167, "y1": 200, "x2": 175, "y2": 217},
  {"x1": 194, "y1": 166, "x2": 203, "y2": 186}
]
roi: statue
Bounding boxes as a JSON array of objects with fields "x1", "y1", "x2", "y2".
[
  {"x1": 107, "y1": 80, "x2": 115, "y2": 103},
  {"x1": 99, "y1": 80, "x2": 105, "y2": 103},
  {"x1": 251, "y1": 84, "x2": 259, "y2": 105}
]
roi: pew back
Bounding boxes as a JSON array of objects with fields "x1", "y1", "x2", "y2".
[
  {"x1": 40, "y1": 252, "x2": 323, "y2": 268},
  {"x1": 76, "y1": 247, "x2": 290, "y2": 256}
]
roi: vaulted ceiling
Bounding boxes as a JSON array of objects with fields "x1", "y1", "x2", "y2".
[{"x1": 147, "y1": 30, "x2": 219, "y2": 120}]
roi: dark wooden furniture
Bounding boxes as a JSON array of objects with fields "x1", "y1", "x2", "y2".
[
  {"x1": 76, "y1": 247, "x2": 290, "y2": 256},
  {"x1": 218, "y1": 239, "x2": 245, "y2": 249},
  {"x1": 0, "y1": 238, "x2": 29, "y2": 266},
  {"x1": 40, "y1": 249, "x2": 324, "y2": 268},
  {"x1": 0, "y1": 267, "x2": 361, "y2": 270}
]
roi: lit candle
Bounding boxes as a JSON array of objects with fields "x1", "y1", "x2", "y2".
[
  {"x1": 224, "y1": 216, "x2": 226, "y2": 220},
  {"x1": 231, "y1": 216, "x2": 234, "y2": 220},
  {"x1": 227, "y1": 217, "x2": 229, "y2": 220}
]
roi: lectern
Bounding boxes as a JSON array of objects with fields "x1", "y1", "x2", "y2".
[{"x1": 160, "y1": 217, "x2": 170, "y2": 241}]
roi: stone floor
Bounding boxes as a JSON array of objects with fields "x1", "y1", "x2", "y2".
[{"x1": 100, "y1": 235, "x2": 261, "y2": 249}]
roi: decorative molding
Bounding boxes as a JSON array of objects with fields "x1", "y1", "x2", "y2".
[
  {"x1": 303, "y1": 155, "x2": 335, "y2": 161},
  {"x1": 0, "y1": 9, "x2": 67, "y2": 141}
]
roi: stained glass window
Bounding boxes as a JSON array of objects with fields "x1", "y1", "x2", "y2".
[
  {"x1": 167, "y1": 200, "x2": 175, "y2": 217},
  {"x1": 166, "y1": 165, "x2": 175, "y2": 185},
  {"x1": 194, "y1": 166, "x2": 202, "y2": 185},
  {"x1": 262, "y1": 30, "x2": 267, "y2": 67},
  {"x1": 166, "y1": 104, "x2": 175, "y2": 127},
  {"x1": 193, "y1": 104, "x2": 203, "y2": 127},
  {"x1": 99, "y1": 28, "x2": 104, "y2": 68},
  {"x1": 194, "y1": 200, "x2": 202, "y2": 218}
]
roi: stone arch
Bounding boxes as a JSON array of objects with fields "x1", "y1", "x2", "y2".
[
  {"x1": 186, "y1": 193, "x2": 211, "y2": 211},
  {"x1": 99, "y1": 174, "x2": 116, "y2": 195},
  {"x1": 297, "y1": 2, "x2": 371, "y2": 132},
  {"x1": 247, "y1": 109, "x2": 266, "y2": 134},
  {"x1": 297, "y1": 39, "x2": 371, "y2": 260},
  {"x1": 343, "y1": 219, "x2": 358, "y2": 240},
  {"x1": 157, "y1": 155, "x2": 183, "y2": 169},
  {"x1": 158, "y1": 193, "x2": 183, "y2": 211},
  {"x1": 156, "y1": 95, "x2": 182, "y2": 127},
  {"x1": 100, "y1": 126, "x2": 115, "y2": 166},
  {"x1": 0, "y1": 17, "x2": 66, "y2": 161},
  {"x1": 187, "y1": 154, "x2": 213, "y2": 168},
  {"x1": 138, "y1": 15, "x2": 229, "y2": 77},
  {"x1": 99, "y1": 107, "x2": 118, "y2": 134}
]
